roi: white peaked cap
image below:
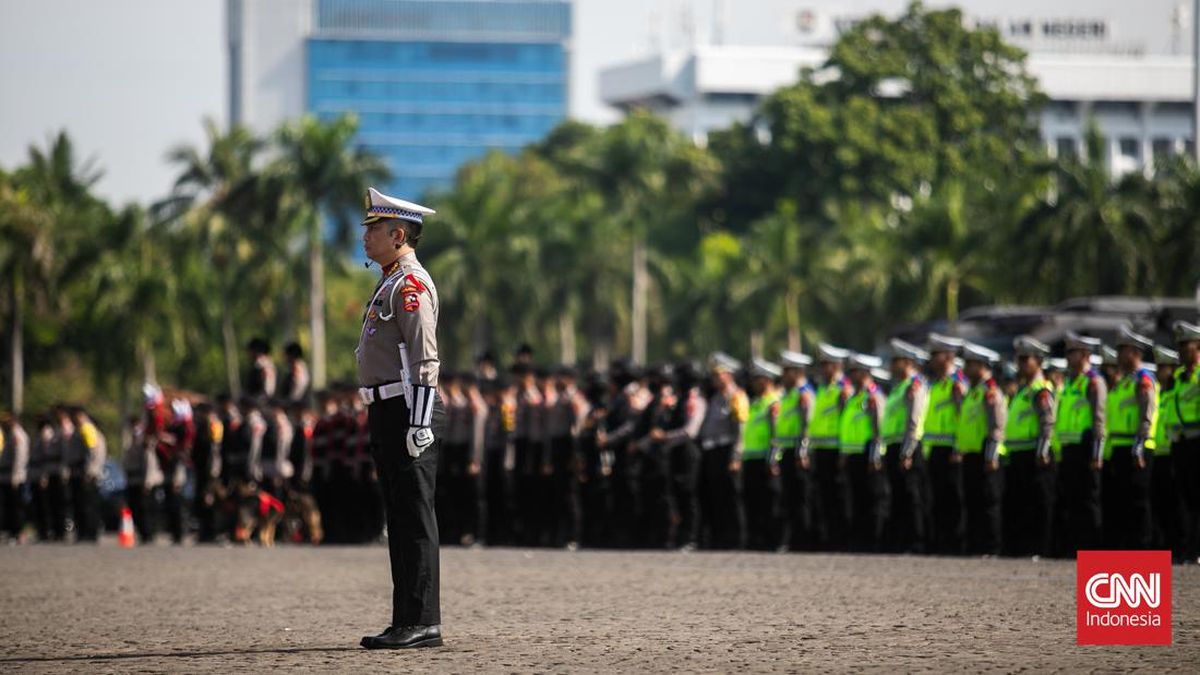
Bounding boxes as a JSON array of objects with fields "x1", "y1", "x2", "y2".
[{"x1": 364, "y1": 187, "x2": 436, "y2": 224}]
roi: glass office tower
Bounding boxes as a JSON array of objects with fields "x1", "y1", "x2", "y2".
[{"x1": 308, "y1": 0, "x2": 571, "y2": 198}]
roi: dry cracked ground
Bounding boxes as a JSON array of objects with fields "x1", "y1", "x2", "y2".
[{"x1": 1, "y1": 542, "x2": 1198, "y2": 672}]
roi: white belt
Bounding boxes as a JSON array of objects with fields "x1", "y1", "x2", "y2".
[{"x1": 359, "y1": 382, "x2": 407, "y2": 406}]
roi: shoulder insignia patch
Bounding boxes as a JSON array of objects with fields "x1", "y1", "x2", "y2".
[{"x1": 400, "y1": 274, "x2": 428, "y2": 313}]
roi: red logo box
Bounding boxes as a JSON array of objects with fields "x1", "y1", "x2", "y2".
[{"x1": 1077, "y1": 550, "x2": 1171, "y2": 645}]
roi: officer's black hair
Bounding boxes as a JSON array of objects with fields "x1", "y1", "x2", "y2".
[
  {"x1": 386, "y1": 218, "x2": 422, "y2": 249},
  {"x1": 285, "y1": 342, "x2": 303, "y2": 359}
]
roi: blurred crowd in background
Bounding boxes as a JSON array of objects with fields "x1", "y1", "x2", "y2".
[{"x1": 1, "y1": 321, "x2": 1197, "y2": 565}]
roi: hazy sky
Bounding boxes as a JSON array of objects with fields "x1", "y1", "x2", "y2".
[{"x1": 0, "y1": 0, "x2": 1179, "y2": 204}]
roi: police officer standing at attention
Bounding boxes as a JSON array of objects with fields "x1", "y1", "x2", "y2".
[
  {"x1": 696, "y1": 352, "x2": 748, "y2": 549},
  {"x1": 1172, "y1": 321, "x2": 1200, "y2": 563},
  {"x1": 1052, "y1": 332, "x2": 1106, "y2": 556},
  {"x1": 955, "y1": 342, "x2": 1007, "y2": 557},
  {"x1": 741, "y1": 358, "x2": 783, "y2": 550},
  {"x1": 1002, "y1": 336, "x2": 1056, "y2": 558},
  {"x1": 840, "y1": 353, "x2": 888, "y2": 552},
  {"x1": 356, "y1": 188, "x2": 443, "y2": 650},
  {"x1": 881, "y1": 339, "x2": 929, "y2": 554},
  {"x1": 810, "y1": 344, "x2": 853, "y2": 550},
  {"x1": 1102, "y1": 326, "x2": 1159, "y2": 551},
  {"x1": 775, "y1": 351, "x2": 815, "y2": 551},
  {"x1": 1152, "y1": 344, "x2": 1181, "y2": 554},
  {"x1": 924, "y1": 334, "x2": 965, "y2": 554}
]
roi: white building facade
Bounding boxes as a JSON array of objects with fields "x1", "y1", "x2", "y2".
[{"x1": 599, "y1": 0, "x2": 1197, "y2": 175}]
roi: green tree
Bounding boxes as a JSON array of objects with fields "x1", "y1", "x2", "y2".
[
  {"x1": 167, "y1": 119, "x2": 266, "y2": 396},
  {"x1": 272, "y1": 114, "x2": 390, "y2": 391},
  {"x1": 1145, "y1": 154, "x2": 1200, "y2": 296},
  {"x1": 0, "y1": 132, "x2": 105, "y2": 413},
  {"x1": 586, "y1": 111, "x2": 718, "y2": 363},
  {"x1": 1016, "y1": 126, "x2": 1156, "y2": 298},
  {"x1": 712, "y1": 1, "x2": 1044, "y2": 231}
]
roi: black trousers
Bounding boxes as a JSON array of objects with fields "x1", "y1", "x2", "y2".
[
  {"x1": 1, "y1": 483, "x2": 25, "y2": 539},
  {"x1": 194, "y1": 476, "x2": 219, "y2": 543},
  {"x1": 580, "y1": 450, "x2": 613, "y2": 549},
  {"x1": 612, "y1": 447, "x2": 643, "y2": 548},
  {"x1": 549, "y1": 436, "x2": 582, "y2": 547},
  {"x1": 483, "y1": 446, "x2": 512, "y2": 546},
  {"x1": 742, "y1": 457, "x2": 780, "y2": 551},
  {"x1": 125, "y1": 484, "x2": 157, "y2": 542},
  {"x1": 928, "y1": 445, "x2": 964, "y2": 555},
  {"x1": 160, "y1": 459, "x2": 185, "y2": 544},
  {"x1": 812, "y1": 447, "x2": 849, "y2": 550},
  {"x1": 1175, "y1": 436, "x2": 1200, "y2": 561},
  {"x1": 639, "y1": 447, "x2": 673, "y2": 549},
  {"x1": 36, "y1": 474, "x2": 68, "y2": 541},
  {"x1": 885, "y1": 443, "x2": 928, "y2": 553},
  {"x1": 845, "y1": 453, "x2": 889, "y2": 553},
  {"x1": 358, "y1": 459, "x2": 387, "y2": 544},
  {"x1": 670, "y1": 441, "x2": 700, "y2": 548},
  {"x1": 1149, "y1": 453, "x2": 1178, "y2": 554},
  {"x1": 779, "y1": 447, "x2": 814, "y2": 551},
  {"x1": 698, "y1": 444, "x2": 743, "y2": 549},
  {"x1": 513, "y1": 438, "x2": 543, "y2": 545},
  {"x1": 1054, "y1": 442, "x2": 1102, "y2": 556},
  {"x1": 1102, "y1": 448, "x2": 1153, "y2": 550},
  {"x1": 68, "y1": 473, "x2": 100, "y2": 541},
  {"x1": 1002, "y1": 451, "x2": 1056, "y2": 557},
  {"x1": 438, "y1": 441, "x2": 481, "y2": 545},
  {"x1": 369, "y1": 396, "x2": 441, "y2": 627},
  {"x1": 963, "y1": 454, "x2": 1002, "y2": 556}
]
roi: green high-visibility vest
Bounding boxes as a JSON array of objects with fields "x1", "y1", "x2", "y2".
[
  {"x1": 924, "y1": 374, "x2": 960, "y2": 447},
  {"x1": 1175, "y1": 365, "x2": 1200, "y2": 439},
  {"x1": 1157, "y1": 387, "x2": 1178, "y2": 455},
  {"x1": 882, "y1": 376, "x2": 925, "y2": 446},
  {"x1": 1105, "y1": 369, "x2": 1159, "y2": 459},
  {"x1": 742, "y1": 391, "x2": 780, "y2": 460},
  {"x1": 954, "y1": 381, "x2": 1007, "y2": 456},
  {"x1": 1005, "y1": 378, "x2": 1053, "y2": 452},
  {"x1": 1054, "y1": 370, "x2": 1098, "y2": 451},
  {"x1": 774, "y1": 385, "x2": 810, "y2": 445},
  {"x1": 810, "y1": 379, "x2": 846, "y2": 449},
  {"x1": 839, "y1": 387, "x2": 880, "y2": 455}
]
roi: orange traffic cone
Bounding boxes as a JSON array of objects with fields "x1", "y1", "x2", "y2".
[{"x1": 118, "y1": 507, "x2": 136, "y2": 548}]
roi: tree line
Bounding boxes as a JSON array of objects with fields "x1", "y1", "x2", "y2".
[{"x1": 2, "y1": 3, "x2": 1199, "y2": 430}]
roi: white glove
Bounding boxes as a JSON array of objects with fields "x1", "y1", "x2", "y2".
[{"x1": 406, "y1": 426, "x2": 434, "y2": 458}]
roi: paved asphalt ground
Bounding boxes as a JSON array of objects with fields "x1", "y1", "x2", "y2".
[{"x1": 1, "y1": 542, "x2": 1197, "y2": 673}]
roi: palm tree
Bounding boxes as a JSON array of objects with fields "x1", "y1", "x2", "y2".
[
  {"x1": 0, "y1": 171, "x2": 50, "y2": 414},
  {"x1": 739, "y1": 200, "x2": 843, "y2": 352},
  {"x1": 1144, "y1": 154, "x2": 1200, "y2": 296},
  {"x1": 76, "y1": 205, "x2": 178, "y2": 415},
  {"x1": 271, "y1": 114, "x2": 389, "y2": 391},
  {"x1": 0, "y1": 132, "x2": 103, "y2": 413},
  {"x1": 1016, "y1": 124, "x2": 1155, "y2": 299},
  {"x1": 587, "y1": 111, "x2": 718, "y2": 363},
  {"x1": 426, "y1": 151, "x2": 543, "y2": 363},
  {"x1": 891, "y1": 181, "x2": 1001, "y2": 325},
  {"x1": 167, "y1": 118, "x2": 265, "y2": 396}
]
